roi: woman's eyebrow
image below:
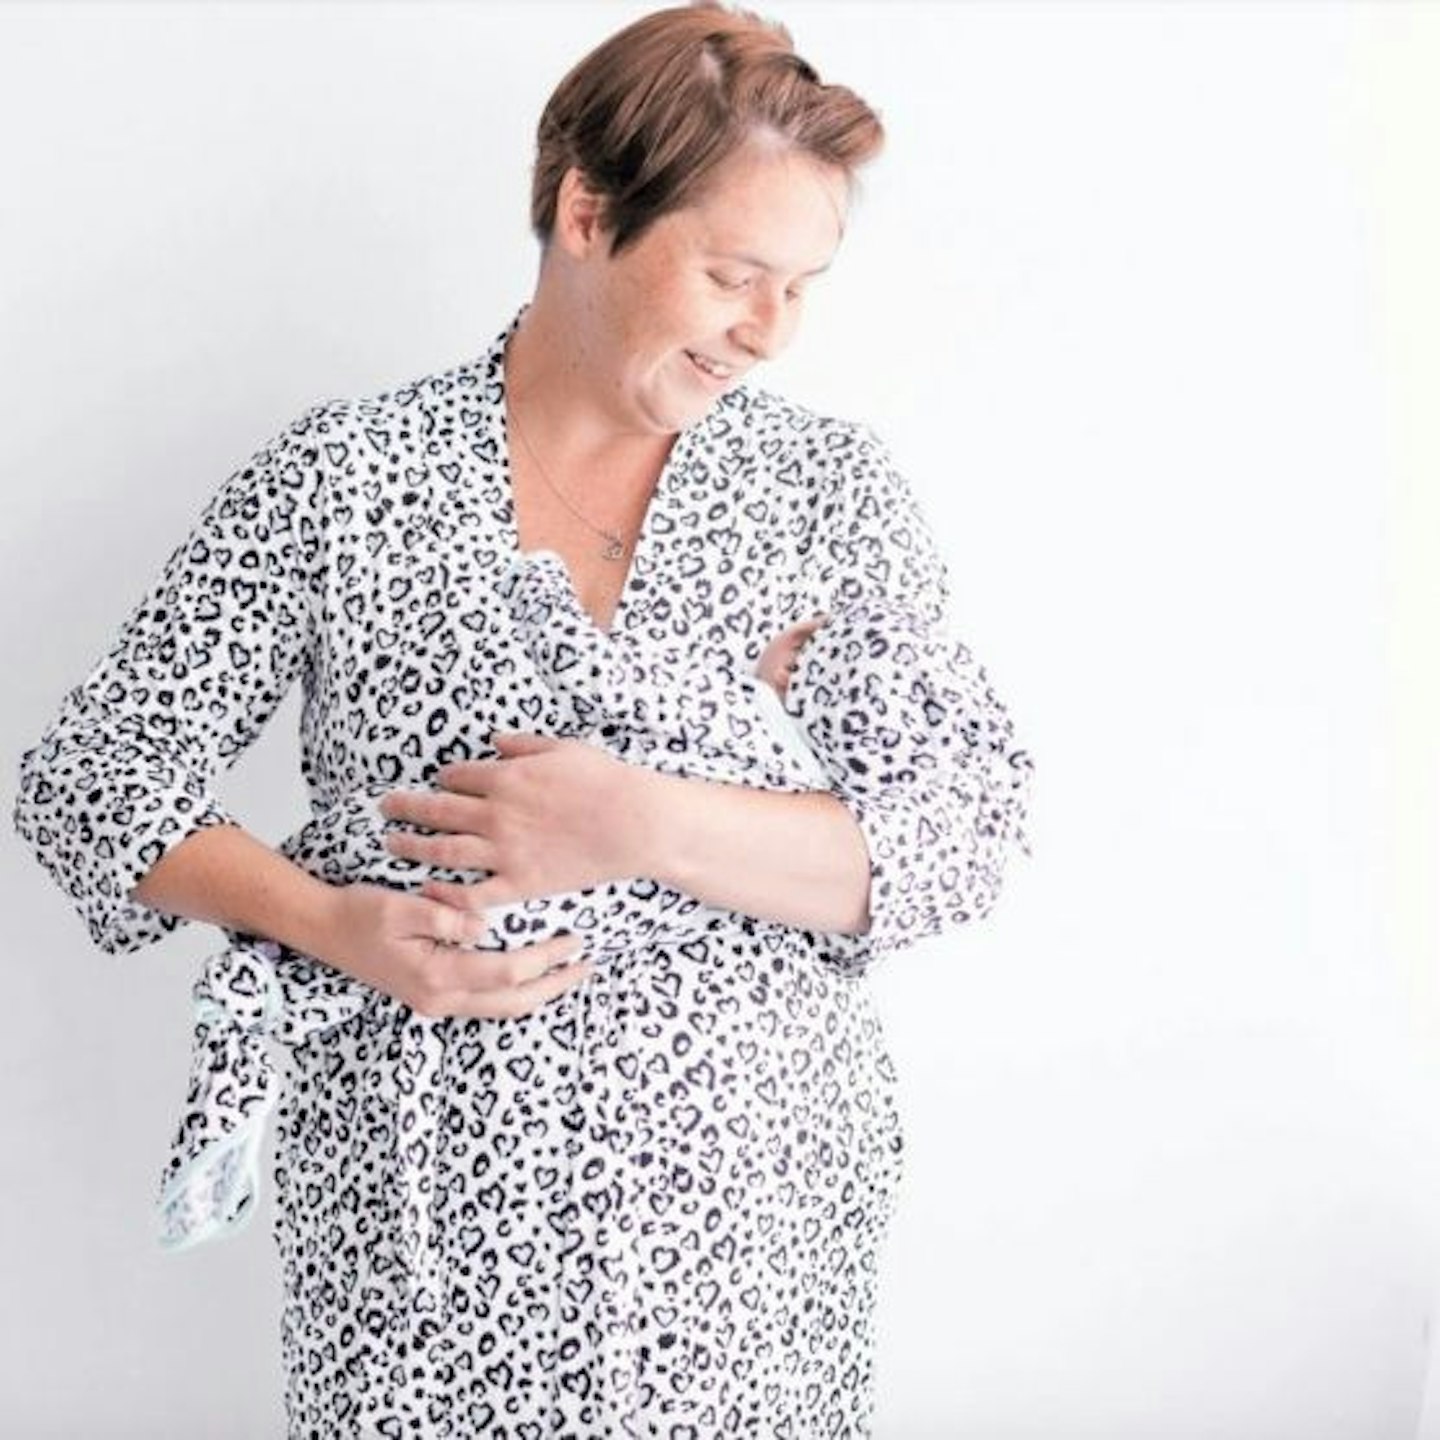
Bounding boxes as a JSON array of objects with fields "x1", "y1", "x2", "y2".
[{"x1": 709, "y1": 250, "x2": 833, "y2": 278}]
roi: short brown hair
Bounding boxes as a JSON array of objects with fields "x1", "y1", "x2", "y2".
[{"x1": 531, "y1": 2, "x2": 884, "y2": 256}]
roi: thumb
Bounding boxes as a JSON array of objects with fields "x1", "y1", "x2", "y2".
[{"x1": 491, "y1": 730, "x2": 562, "y2": 758}]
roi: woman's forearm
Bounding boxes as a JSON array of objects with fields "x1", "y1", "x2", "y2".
[
  {"x1": 131, "y1": 824, "x2": 339, "y2": 957},
  {"x1": 636, "y1": 771, "x2": 872, "y2": 936}
]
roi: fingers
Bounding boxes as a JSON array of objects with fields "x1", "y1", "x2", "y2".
[
  {"x1": 413, "y1": 933, "x2": 593, "y2": 1021},
  {"x1": 462, "y1": 949, "x2": 594, "y2": 1021},
  {"x1": 434, "y1": 758, "x2": 506, "y2": 795},
  {"x1": 380, "y1": 785, "x2": 496, "y2": 867},
  {"x1": 409, "y1": 895, "x2": 492, "y2": 949},
  {"x1": 777, "y1": 614, "x2": 828, "y2": 645},
  {"x1": 489, "y1": 732, "x2": 562, "y2": 759},
  {"x1": 380, "y1": 787, "x2": 492, "y2": 830},
  {"x1": 427, "y1": 740, "x2": 560, "y2": 795},
  {"x1": 385, "y1": 828, "x2": 498, "y2": 872},
  {"x1": 416, "y1": 871, "x2": 543, "y2": 919},
  {"x1": 419, "y1": 877, "x2": 487, "y2": 913},
  {"x1": 447, "y1": 874, "x2": 520, "y2": 910},
  {"x1": 449, "y1": 931, "x2": 584, "y2": 990}
]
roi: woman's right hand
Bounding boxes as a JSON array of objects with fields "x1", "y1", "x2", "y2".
[
  {"x1": 308, "y1": 881, "x2": 594, "y2": 1020},
  {"x1": 757, "y1": 614, "x2": 829, "y2": 696}
]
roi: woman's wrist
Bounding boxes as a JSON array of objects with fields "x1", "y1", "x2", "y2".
[
  {"x1": 213, "y1": 851, "x2": 344, "y2": 962},
  {"x1": 629, "y1": 766, "x2": 749, "y2": 899},
  {"x1": 614, "y1": 763, "x2": 681, "y2": 883},
  {"x1": 620, "y1": 768, "x2": 872, "y2": 934},
  {"x1": 280, "y1": 873, "x2": 348, "y2": 961},
  {"x1": 131, "y1": 822, "x2": 347, "y2": 959}
]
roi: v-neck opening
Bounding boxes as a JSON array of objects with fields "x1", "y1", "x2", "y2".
[{"x1": 486, "y1": 310, "x2": 700, "y2": 639}]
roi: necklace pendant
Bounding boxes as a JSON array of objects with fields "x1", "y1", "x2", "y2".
[{"x1": 601, "y1": 535, "x2": 625, "y2": 562}]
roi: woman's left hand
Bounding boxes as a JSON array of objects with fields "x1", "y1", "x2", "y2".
[{"x1": 378, "y1": 732, "x2": 657, "y2": 913}]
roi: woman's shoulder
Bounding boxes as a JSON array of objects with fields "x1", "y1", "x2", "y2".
[
  {"x1": 219, "y1": 349, "x2": 501, "y2": 521},
  {"x1": 712, "y1": 383, "x2": 876, "y2": 446},
  {"x1": 706, "y1": 383, "x2": 890, "y2": 471},
  {"x1": 296, "y1": 347, "x2": 502, "y2": 437}
]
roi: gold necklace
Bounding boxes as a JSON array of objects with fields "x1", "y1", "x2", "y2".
[{"x1": 507, "y1": 392, "x2": 628, "y2": 562}]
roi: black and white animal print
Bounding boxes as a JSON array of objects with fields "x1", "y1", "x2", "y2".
[
  {"x1": 156, "y1": 548, "x2": 1032, "y2": 1254},
  {"x1": 14, "y1": 309, "x2": 1033, "y2": 1437}
]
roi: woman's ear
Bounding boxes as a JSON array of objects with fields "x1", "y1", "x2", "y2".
[{"x1": 552, "y1": 166, "x2": 611, "y2": 257}]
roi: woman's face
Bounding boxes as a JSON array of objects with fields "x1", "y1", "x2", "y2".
[{"x1": 569, "y1": 142, "x2": 850, "y2": 436}]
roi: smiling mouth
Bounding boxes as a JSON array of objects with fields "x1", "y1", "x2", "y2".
[{"x1": 686, "y1": 350, "x2": 736, "y2": 382}]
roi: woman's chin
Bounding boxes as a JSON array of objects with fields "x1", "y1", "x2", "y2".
[{"x1": 638, "y1": 393, "x2": 719, "y2": 437}]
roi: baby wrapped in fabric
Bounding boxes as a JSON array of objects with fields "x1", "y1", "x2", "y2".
[{"x1": 158, "y1": 549, "x2": 1033, "y2": 1250}]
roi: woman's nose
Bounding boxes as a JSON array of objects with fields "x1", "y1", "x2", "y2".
[{"x1": 733, "y1": 294, "x2": 790, "y2": 361}]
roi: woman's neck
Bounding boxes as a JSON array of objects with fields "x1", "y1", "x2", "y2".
[{"x1": 503, "y1": 295, "x2": 672, "y2": 475}]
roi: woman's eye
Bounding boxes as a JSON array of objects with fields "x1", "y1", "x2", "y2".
[{"x1": 709, "y1": 272, "x2": 748, "y2": 292}]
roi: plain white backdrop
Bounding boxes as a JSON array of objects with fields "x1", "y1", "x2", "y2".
[{"x1": 2, "y1": 3, "x2": 1437, "y2": 1437}]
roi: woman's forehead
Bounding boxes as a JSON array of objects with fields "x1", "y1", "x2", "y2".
[{"x1": 680, "y1": 154, "x2": 847, "y2": 267}]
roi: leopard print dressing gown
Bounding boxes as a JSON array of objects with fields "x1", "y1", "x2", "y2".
[{"x1": 14, "y1": 309, "x2": 1034, "y2": 1438}]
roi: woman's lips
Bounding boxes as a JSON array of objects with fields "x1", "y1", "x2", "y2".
[{"x1": 686, "y1": 350, "x2": 737, "y2": 386}]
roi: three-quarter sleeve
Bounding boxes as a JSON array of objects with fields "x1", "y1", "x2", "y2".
[
  {"x1": 806, "y1": 424, "x2": 1035, "y2": 962},
  {"x1": 13, "y1": 407, "x2": 327, "y2": 955}
]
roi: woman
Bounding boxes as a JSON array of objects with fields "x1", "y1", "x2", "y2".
[{"x1": 14, "y1": 4, "x2": 1033, "y2": 1435}]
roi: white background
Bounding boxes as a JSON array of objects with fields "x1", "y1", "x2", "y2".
[{"x1": 2, "y1": 3, "x2": 1437, "y2": 1437}]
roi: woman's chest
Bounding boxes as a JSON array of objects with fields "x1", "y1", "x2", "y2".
[
  {"x1": 506, "y1": 459, "x2": 655, "y2": 635},
  {"x1": 305, "y1": 432, "x2": 830, "y2": 779}
]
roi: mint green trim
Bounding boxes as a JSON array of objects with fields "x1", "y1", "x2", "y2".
[{"x1": 156, "y1": 1102, "x2": 271, "y2": 1253}]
